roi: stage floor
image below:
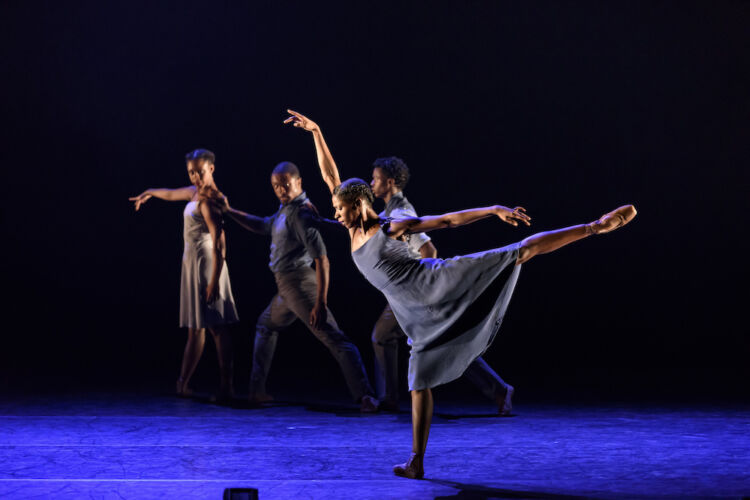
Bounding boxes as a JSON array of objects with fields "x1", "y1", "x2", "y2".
[{"x1": 0, "y1": 392, "x2": 748, "y2": 499}]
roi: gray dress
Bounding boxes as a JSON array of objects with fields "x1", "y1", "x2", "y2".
[
  {"x1": 352, "y1": 223, "x2": 521, "y2": 390},
  {"x1": 179, "y1": 201, "x2": 239, "y2": 329}
]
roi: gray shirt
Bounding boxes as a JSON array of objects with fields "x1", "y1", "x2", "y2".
[
  {"x1": 379, "y1": 191, "x2": 431, "y2": 259},
  {"x1": 261, "y1": 192, "x2": 327, "y2": 274}
]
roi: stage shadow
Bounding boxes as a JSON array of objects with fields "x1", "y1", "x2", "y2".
[{"x1": 429, "y1": 479, "x2": 595, "y2": 500}]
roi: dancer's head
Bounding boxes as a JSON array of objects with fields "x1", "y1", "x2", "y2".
[
  {"x1": 185, "y1": 149, "x2": 216, "y2": 190},
  {"x1": 370, "y1": 157, "x2": 410, "y2": 199},
  {"x1": 271, "y1": 161, "x2": 303, "y2": 205},
  {"x1": 333, "y1": 178, "x2": 374, "y2": 228}
]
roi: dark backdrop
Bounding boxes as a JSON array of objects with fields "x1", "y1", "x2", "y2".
[{"x1": 2, "y1": 1, "x2": 748, "y2": 401}]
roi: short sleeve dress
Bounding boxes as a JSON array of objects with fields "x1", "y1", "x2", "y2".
[
  {"x1": 351, "y1": 223, "x2": 521, "y2": 390},
  {"x1": 179, "y1": 201, "x2": 239, "y2": 329}
]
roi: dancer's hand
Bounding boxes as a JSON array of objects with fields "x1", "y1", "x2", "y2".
[
  {"x1": 205, "y1": 282, "x2": 218, "y2": 303},
  {"x1": 284, "y1": 109, "x2": 319, "y2": 132},
  {"x1": 129, "y1": 191, "x2": 153, "y2": 211},
  {"x1": 209, "y1": 193, "x2": 230, "y2": 213},
  {"x1": 495, "y1": 206, "x2": 531, "y2": 227},
  {"x1": 309, "y1": 302, "x2": 327, "y2": 330}
]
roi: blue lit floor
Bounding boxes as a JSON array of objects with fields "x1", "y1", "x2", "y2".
[{"x1": 0, "y1": 392, "x2": 748, "y2": 499}]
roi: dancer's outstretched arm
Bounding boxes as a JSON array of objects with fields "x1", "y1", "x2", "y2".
[
  {"x1": 219, "y1": 196, "x2": 269, "y2": 235},
  {"x1": 284, "y1": 109, "x2": 341, "y2": 194},
  {"x1": 129, "y1": 186, "x2": 196, "y2": 211},
  {"x1": 388, "y1": 205, "x2": 531, "y2": 238}
]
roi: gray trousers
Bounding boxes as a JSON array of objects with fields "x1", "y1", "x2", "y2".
[
  {"x1": 372, "y1": 304, "x2": 511, "y2": 403},
  {"x1": 250, "y1": 267, "x2": 374, "y2": 401}
]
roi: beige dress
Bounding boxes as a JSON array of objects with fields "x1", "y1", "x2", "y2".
[{"x1": 179, "y1": 201, "x2": 239, "y2": 328}]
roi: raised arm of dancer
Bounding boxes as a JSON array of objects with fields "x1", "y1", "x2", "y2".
[
  {"x1": 284, "y1": 109, "x2": 341, "y2": 194},
  {"x1": 199, "y1": 200, "x2": 225, "y2": 303},
  {"x1": 129, "y1": 186, "x2": 196, "y2": 211},
  {"x1": 388, "y1": 205, "x2": 531, "y2": 239}
]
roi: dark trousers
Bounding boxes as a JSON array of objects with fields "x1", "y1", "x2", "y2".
[{"x1": 250, "y1": 267, "x2": 374, "y2": 401}]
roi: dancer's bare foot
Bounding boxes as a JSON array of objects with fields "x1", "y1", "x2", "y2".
[
  {"x1": 393, "y1": 452, "x2": 425, "y2": 479},
  {"x1": 587, "y1": 205, "x2": 637, "y2": 235},
  {"x1": 360, "y1": 395, "x2": 380, "y2": 413},
  {"x1": 248, "y1": 392, "x2": 274, "y2": 405},
  {"x1": 495, "y1": 385, "x2": 514, "y2": 416},
  {"x1": 175, "y1": 378, "x2": 193, "y2": 398}
]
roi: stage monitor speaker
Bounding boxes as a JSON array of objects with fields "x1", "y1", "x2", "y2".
[{"x1": 223, "y1": 487, "x2": 259, "y2": 500}]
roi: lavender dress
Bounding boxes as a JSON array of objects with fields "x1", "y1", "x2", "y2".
[{"x1": 351, "y1": 223, "x2": 521, "y2": 390}]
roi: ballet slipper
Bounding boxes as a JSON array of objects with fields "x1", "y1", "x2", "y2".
[
  {"x1": 587, "y1": 204, "x2": 637, "y2": 235},
  {"x1": 496, "y1": 385, "x2": 514, "y2": 416},
  {"x1": 360, "y1": 394, "x2": 380, "y2": 413},
  {"x1": 393, "y1": 453, "x2": 425, "y2": 479}
]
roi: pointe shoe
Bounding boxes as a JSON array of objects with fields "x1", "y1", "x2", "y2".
[
  {"x1": 496, "y1": 385, "x2": 514, "y2": 416},
  {"x1": 360, "y1": 395, "x2": 380, "y2": 413},
  {"x1": 393, "y1": 453, "x2": 425, "y2": 479},
  {"x1": 588, "y1": 204, "x2": 637, "y2": 235}
]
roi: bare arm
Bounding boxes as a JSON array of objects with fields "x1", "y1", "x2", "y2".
[
  {"x1": 199, "y1": 200, "x2": 225, "y2": 303},
  {"x1": 129, "y1": 186, "x2": 196, "y2": 211},
  {"x1": 284, "y1": 110, "x2": 341, "y2": 194},
  {"x1": 419, "y1": 241, "x2": 438, "y2": 259},
  {"x1": 309, "y1": 255, "x2": 330, "y2": 330},
  {"x1": 388, "y1": 205, "x2": 531, "y2": 239}
]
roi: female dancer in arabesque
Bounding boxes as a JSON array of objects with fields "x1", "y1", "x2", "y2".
[
  {"x1": 130, "y1": 149, "x2": 238, "y2": 400},
  {"x1": 284, "y1": 110, "x2": 636, "y2": 479}
]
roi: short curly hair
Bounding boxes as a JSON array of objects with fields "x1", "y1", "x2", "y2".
[
  {"x1": 372, "y1": 156, "x2": 410, "y2": 190},
  {"x1": 333, "y1": 178, "x2": 374, "y2": 206},
  {"x1": 185, "y1": 148, "x2": 216, "y2": 165}
]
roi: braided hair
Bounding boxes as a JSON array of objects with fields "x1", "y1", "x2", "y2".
[{"x1": 333, "y1": 178, "x2": 374, "y2": 206}]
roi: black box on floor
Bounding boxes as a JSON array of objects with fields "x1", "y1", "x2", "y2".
[{"x1": 223, "y1": 488, "x2": 258, "y2": 500}]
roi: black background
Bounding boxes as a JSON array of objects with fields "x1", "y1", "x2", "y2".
[{"x1": 2, "y1": 1, "x2": 748, "y2": 401}]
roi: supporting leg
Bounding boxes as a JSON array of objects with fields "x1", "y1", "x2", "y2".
[
  {"x1": 394, "y1": 388, "x2": 432, "y2": 479},
  {"x1": 177, "y1": 327, "x2": 205, "y2": 396},
  {"x1": 208, "y1": 325, "x2": 234, "y2": 400}
]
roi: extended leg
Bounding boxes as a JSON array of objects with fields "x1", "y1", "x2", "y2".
[
  {"x1": 394, "y1": 388, "x2": 432, "y2": 479},
  {"x1": 249, "y1": 294, "x2": 296, "y2": 402},
  {"x1": 208, "y1": 325, "x2": 234, "y2": 400},
  {"x1": 516, "y1": 205, "x2": 636, "y2": 265},
  {"x1": 177, "y1": 327, "x2": 205, "y2": 396}
]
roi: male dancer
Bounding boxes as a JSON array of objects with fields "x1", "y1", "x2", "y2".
[
  {"x1": 223, "y1": 161, "x2": 378, "y2": 411},
  {"x1": 368, "y1": 157, "x2": 516, "y2": 414}
]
